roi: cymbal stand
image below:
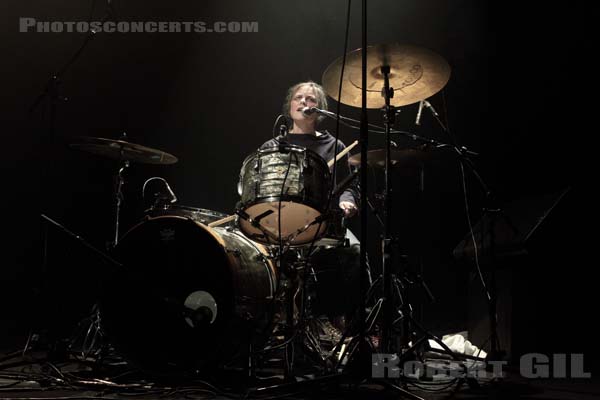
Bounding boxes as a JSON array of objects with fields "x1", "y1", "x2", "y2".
[
  {"x1": 110, "y1": 132, "x2": 130, "y2": 250},
  {"x1": 325, "y1": 64, "x2": 427, "y2": 400},
  {"x1": 23, "y1": 214, "x2": 122, "y2": 358},
  {"x1": 337, "y1": 70, "x2": 476, "y2": 397},
  {"x1": 367, "y1": 196, "x2": 385, "y2": 228},
  {"x1": 379, "y1": 65, "x2": 397, "y2": 354}
]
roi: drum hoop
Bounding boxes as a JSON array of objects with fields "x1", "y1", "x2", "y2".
[
  {"x1": 237, "y1": 196, "x2": 326, "y2": 214},
  {"x1": 241, "y1": 144, "x2": 327, "y2": 169},
  {"x1": 126, "y1": 215, "x2": 275, "y2": 262},
  {"x1": 213, "y1": 225, "x2": 273, "y2": 258},
  {"x1": 144, "y1": 205, "x2": 229, "y2": 219},
  {"x1": 124, "y1": 215, "x2": 227, "y2": 248}
]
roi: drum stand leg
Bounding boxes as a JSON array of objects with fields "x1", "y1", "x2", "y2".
[
  {"x1": 282, "y1": 260, "x2": 303, "y2": 380},
  {"x1": 24, "y1": 215, "x2": 121, "y2": 362},
  {"x1": 109, "y1": 133, "x2": 130, "y2": 250}
]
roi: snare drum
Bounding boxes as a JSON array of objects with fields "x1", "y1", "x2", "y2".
[{"x1": 237, "y1": 145, "x2": 331, "y2": 246}]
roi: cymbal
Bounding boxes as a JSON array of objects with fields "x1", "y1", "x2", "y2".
[
  {"x1": 348, "y1": 148, "x2": 432, "y2": 168},
  {"x1": 70, "y1": 137, "x2": 178, "y2": 165},
  {"x1": 322, "y1": 43, "x2": 451, "y2": 108}
]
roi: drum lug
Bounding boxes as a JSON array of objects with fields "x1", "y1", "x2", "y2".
[{"x1": 254, "y1": 158, "x2": 261, "y2": 196}]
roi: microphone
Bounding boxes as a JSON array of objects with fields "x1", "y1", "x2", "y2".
[
  {"x1": 415, "y1": 100, "x2": 424, "y2": 125},
  {"x1": 423, "y1": 100, "x2": 439, "y2": 117},
  {"x1": 164, "y1": 181, "x2": 177, "y2": 203},
  {"x1": 301, "y1": 106, "x2": 318, "y2": 116}
]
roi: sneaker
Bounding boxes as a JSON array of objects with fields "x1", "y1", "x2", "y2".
[{"x1": 317, "y1": 318, "x2": 342, "y2": 344}]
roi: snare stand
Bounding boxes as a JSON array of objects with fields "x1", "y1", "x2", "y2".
[
  {"x1": 278, "y1": 218, "x2": 334, "y2": 379},
  {"x1": 243, "y1": 216, "x2": 343, "y2": 391}
]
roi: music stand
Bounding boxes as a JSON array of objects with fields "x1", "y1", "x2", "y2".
[{"x1": 454, "y1": 187, "x2": 571, "y2": 361}]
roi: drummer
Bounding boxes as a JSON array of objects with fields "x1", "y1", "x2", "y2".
[
  {"x1": 259, "y1": 81, "x2": 361, "y2": 333},
  {"x1": 259, "y1": 81, "x2": 359, "y2": 217}
]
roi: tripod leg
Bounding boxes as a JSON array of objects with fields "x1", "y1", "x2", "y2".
[
  {"x1": 387, "y1": 275, "x2": 415, "y2": 352},
  {"x1": 407, "y1": 317, "x2": 464, "y2": 361}
]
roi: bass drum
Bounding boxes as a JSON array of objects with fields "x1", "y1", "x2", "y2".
[{"x1": 100, "y1": 216, "x2": 276, "y2": 375}]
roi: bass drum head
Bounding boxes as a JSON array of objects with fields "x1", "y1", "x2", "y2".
[{"x1": 100, "y1": 216, "x2": 255, "y2": 375}]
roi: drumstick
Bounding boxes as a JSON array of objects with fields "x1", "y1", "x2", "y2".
[
  {"x1": 207, "y1": 214, "x2": 236, "y2": 227},
  {"x1": 327, "y1": 140, "x2": 359, "y2": 168}
]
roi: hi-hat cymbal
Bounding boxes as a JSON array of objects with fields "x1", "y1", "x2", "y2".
[
  {"x1": 70, "y1": 137, "x2": 178, "y2": 165},
  {"x1": 322, "y1": 43, "x2": 451, "y2": 109},
  {"x1": 348, "y1": 148, "x2": 432, "y2": 168}
]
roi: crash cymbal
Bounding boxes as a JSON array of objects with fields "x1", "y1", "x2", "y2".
[
  {"x1": 348, "y1": 148, "x2": 432, "y2": 168},
  {"x1": 322, "y1": 43, "x2": 451, "y2": 108},
  {"x1": 70, "y1": 137, "x2": 178, "y2": 165}
]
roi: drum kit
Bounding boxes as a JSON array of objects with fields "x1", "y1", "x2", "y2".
[{"x1": 63, "y1": 44, "x2": 467, "y2": 380}]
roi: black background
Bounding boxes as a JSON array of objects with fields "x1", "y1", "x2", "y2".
[{"x1": 0, "y1": 0, "x2": 592, "y2": 369}]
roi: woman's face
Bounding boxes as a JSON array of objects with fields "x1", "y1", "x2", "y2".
[{"x1": 289, "y1": 85, "x2": 318, "y2": 124}]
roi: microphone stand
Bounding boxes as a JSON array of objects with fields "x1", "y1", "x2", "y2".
[
  {"x1": 28, "y1": 6, "x2": 115, "y2": 127},
  {"x1": 424, "y1": 100, "x2": 505, "y2": 362},
  {"x1": 27, "y1": 4, "x2": 119, "y2": 245},
  {"x1": 24, "y1": 2, "x2": 118, "y2": 359}
]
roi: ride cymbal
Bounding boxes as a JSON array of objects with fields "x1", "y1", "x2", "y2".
[{"x1": 322, "y1": 43, "x2": 451, "y2": 109}]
